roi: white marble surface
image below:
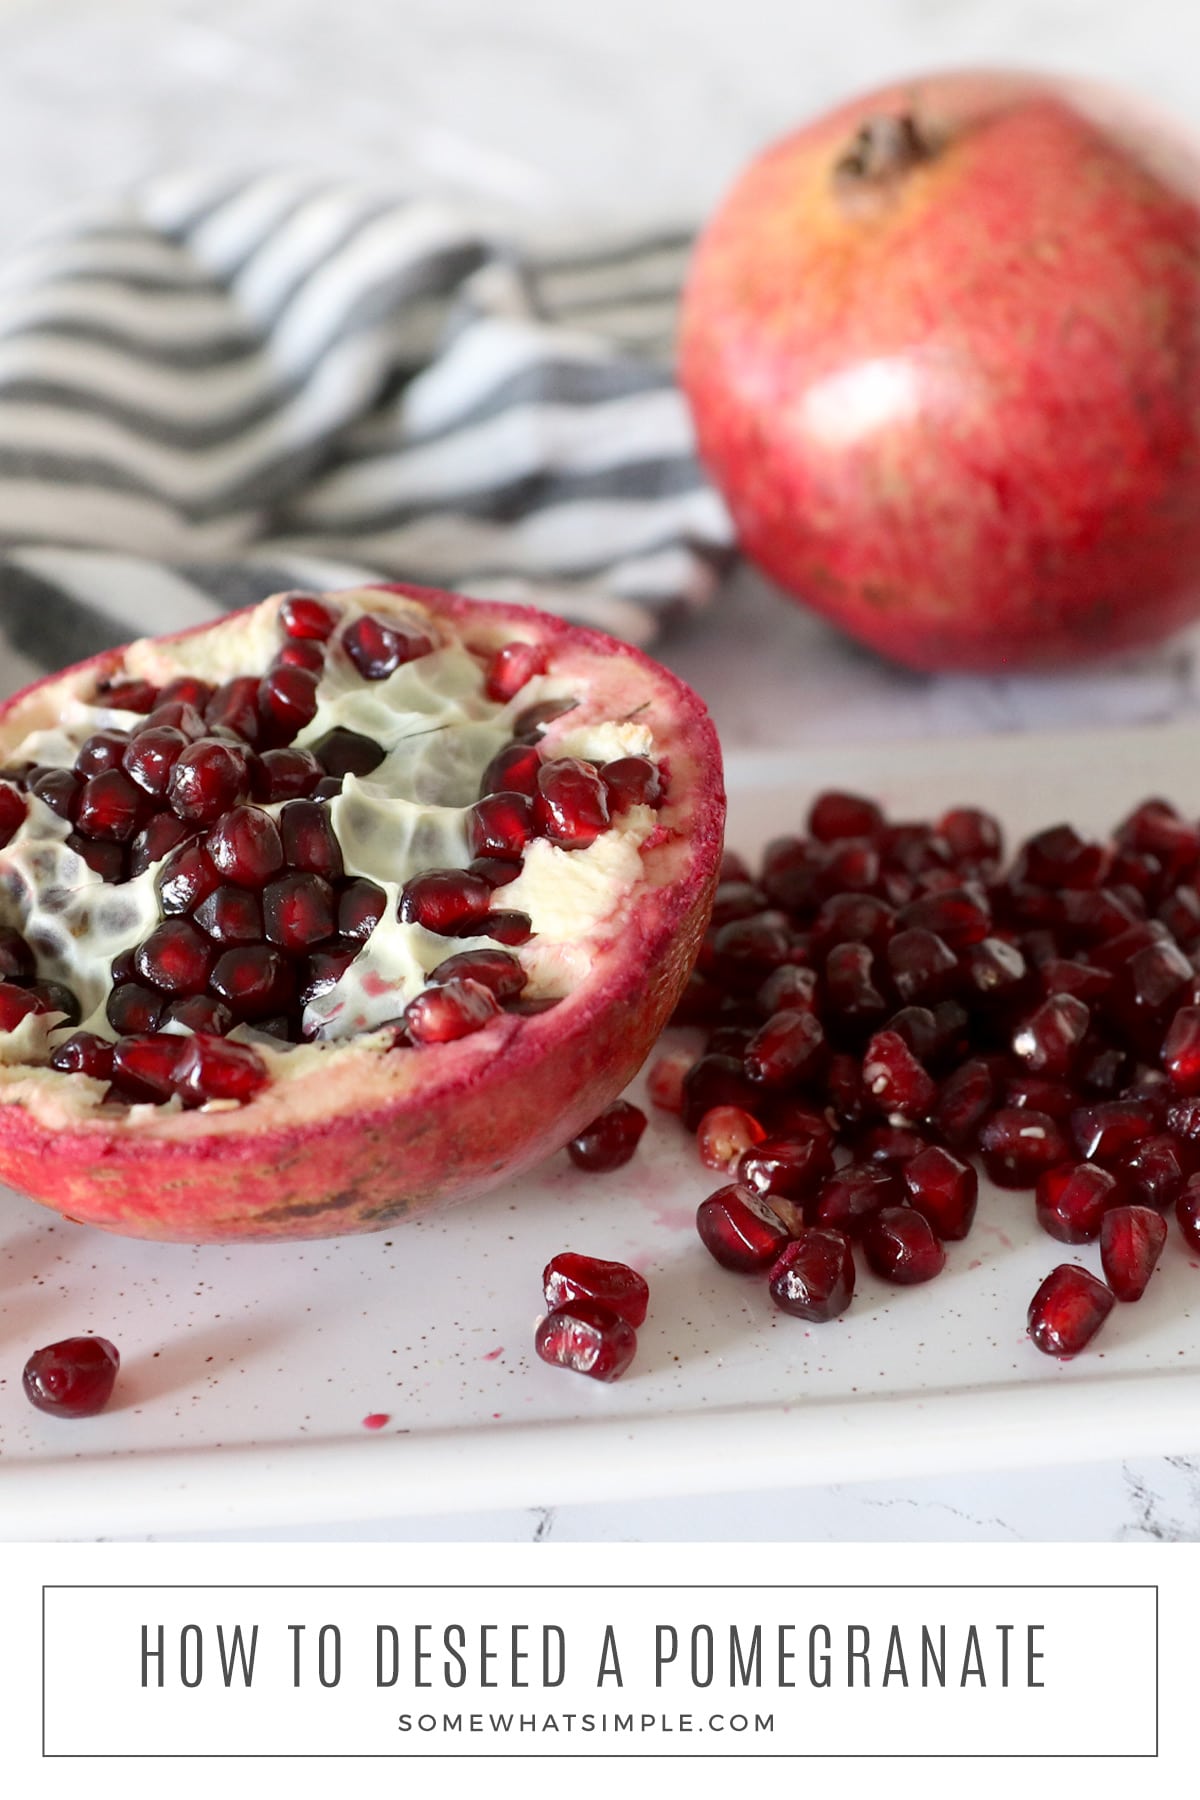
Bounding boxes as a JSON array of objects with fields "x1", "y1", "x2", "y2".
[{"x1": 3, "y1": 0, "x2": 1200, "y2": 1540}]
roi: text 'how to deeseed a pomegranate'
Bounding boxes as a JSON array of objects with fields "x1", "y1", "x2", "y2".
[{"x1": 0, "y1": 583, "x2": 724, "y2": 1242}]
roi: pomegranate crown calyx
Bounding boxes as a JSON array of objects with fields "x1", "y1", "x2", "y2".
[{"x1": 833, "y1": 111, "x2": 937, "y2": 193}]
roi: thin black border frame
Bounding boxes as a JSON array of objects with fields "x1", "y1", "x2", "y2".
[{"x1": 40, "y1": 1583, "x2": 1160, "y2": 1760}]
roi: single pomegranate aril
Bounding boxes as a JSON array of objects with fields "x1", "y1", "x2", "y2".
[
  {"x1": 257, "y1": 665, "x2": 319, "y2": 741},
  {"x1": 647, "y1": 1050, "x2": 693, "y2": 1113},
  {"x1": 939, "y1": 806, "x2": 1003, "y2": 871},
  {"x1": 100, "y1": 677, "x2": 158, "y2": 713},
  {"x1": 535, "y1": 757, "x2": 610, "y2": 849},
  {"x1": 886, "y1": 927, "x2": 959, "y2": 1005},
  {"x1": 141, "y1": 700, "x2": 205, "y2": 739},
  {"x1": 1176, "y1": 1175, "x2": 1200, "y2": 1251},
  {"x1": 279, "y1": 799, "x2": 344, "y2": 879},
  {"x1": 1035, "y1": 1161, "x2": 1122, "y2": 1243},
  {"x1": 0, "y1": 982, "x2": 43, "y2": 1031},
  {"x1": 543, "y1": 1251, "x2": 649, "y2": 1327},
  {"x1": 209, "y1": 945, "x2": 294, "y2": 1020},
  {"x1": 480, "y1": 742, "x2": 541, "y2": 798},
  {"x1": 535, "y1": 1299, "x2": 637, "y2": 1382},
  {"x1": 934, "y1": 1057, "x2": 996, "y2": 1148},
  {"x1": 823, "y1": 941, "x2": 888, "y2": 1035},
  {"x1": 299, "y1": 941, "x2": 360, "y2": 1006},
  {"x1": 602, "y1": 756, "x2": 663, "y2": 812},
  {"x1": 75, "y1": 767, "x2": 147, "y2": 842},
  {"x1": 1013, "y1": 823, "x2": 1107, "y2": 890},
  {"x1": 826, "y1": 1051, "x2": 868, "y2": 1128},
  {"x1": 696, "y1": 1104, "x2": 766, "y2": 1172},
  {"x1": 978, "y1": 1108, "x2": 1070, "y2": 1189},
  {"x1": 896, "y1": 887, "x2": 991, "y2": 950},
  {"x1": 173, "y1": 1033, "x2": 270, "y2": 1108},
  {"x1": 681, "y1": 1053, "x2": 759, "y2": 1130},
  {"x1": 697, "y1": 1183, "x2": 790, "y2": 1272},
  {"x1": 713, "y1": 914, "x2": 794, "y2": 990},
  {"x1": 157, "y1": 839, "x2": 220, "y2": 915},
  {"x1": 195, "y1": 884, "x2": 263, "y2": 945},
  {"x1": 0, "y1": 780, "x2": 27, "y2": 845},
  {"x1": 768, "y1": 1228, "x2": 856, "y2": 1321},
  {"x1": 903, "y1": 1145, "x2": 978, "y2": 1240},
  {"x1": 262, "y1": 872, "x2": 335, "y2": 951},
  {"x1": 167, "y1": 738, "x2": 250, "y2": 824},
  {"x1": 134, "y1": 919, "x2": 213, "y2": 994},
  {"x1": 311, "y1": 727, "x2": 386, "y2": 778},
  {"x1": 863, "y1": 1206, "x2": 946, "y2": 1284},
  {"x1": 29, "y1": 980, "x2": 80, "y2": 1027},
  {"x1": 342, "y1": 612, "x2": 431, "y2": 679},
  {"x1": 757, "y1": 964, "x2": 819, "y2": 1018},
  {"x1": 861, "y1": 1029, "x2": 936, "y2": 1121},
  {"x1": 22, "y1": 1335, "x2": 119, "y2": 1417},
  {"x1": 1071, "y1": 1096, "x2": 1160, "y2": 1162},
  {"x1": 280, "y1": 592, "x2": 340, "y2": 640},
  {"x1": 737, "y1": 1133, "x2": 834, "y2": 1212},
  {"x1": 106, "y1": 983, "x2": 163, "y2": 1034},
  {"x1": 275, "y1": 639, "x2": 325, "y2": 673},
  {"x1": 468, "y1": 791, "x2": 534, "y2": 862},
  {"x1": 812, "y1": 892, "x2": 895, "y2": 953},
  {"x1": 75, "y1": 730, "x2": 130, "y2": 778},
  {"x1": 158, "y1": 674, "x2": 214, "y2": 710},
  {"x1": 486, "y1": 639, "x2": 548, "y2": 702},
  {"x1": 1100, "y1": 1205, "x2": 1167, "y2": 1301},
  {"x1": 1027, "y1": 1264, "x2": 1115, "y2": 1357},
  {"x1": 206, "y1": 805, "x2": 284, "y2": 886},
  {"x1": 813, "y1": 1161, "x2": 902, "y2": 1236},
  {"x1": 567, "y1": 1100, "x2": 647, "y2": 1171},
  {"x1": 204, "y1": 675, "x2": 262, "y2": 744},
  {"x1": 50, "y1": 1032, "x2": 114, "y2": 1080},
  {"x1": 427, "y1": 947, "x2": 527, "y2": 1000},
  {"x1": 1117, "y1": 1132, "x2": 1191, "y2": 1211},
  {"x1": 399, "y1": 868, "x2": 493, "y2": 935},
  {"x1": 254, "y1": 746, "x2": 323, "y2": 802},
  {"x1": 807, "y1": 789, "x2": 883, "y2": 843},
  {"x1": 129, "y1": 810, "x2": 193, "y2": 876},
  {"x1": 1012, "y1": 992, "x2": 1090, "y2": 1076},
  {"x1": 404, "y1": 977, "x2": 501, "y2": 1043},
  {"x1": 31, "y1": 767, "x2": 80, "y2": 820},
  {"x1": 1005, "y1": 1073, "x2": 1080, "y2": 1122},
  {"x1": 1162, "y1": 1004, "x2": 1200, "y2": 1094},
  {"x1": 111, "y1": 1032, "x2": 188, "y2": 1102},
  {"x1": 162, "y1": 995, "x2": 235, "y2": 1035},
  {"x1": 744, "y1": 1008, "x2": 825, "y2": 1087},
  {"x1": 121, "y1": 726, "x2": 186, "y2": 798}
]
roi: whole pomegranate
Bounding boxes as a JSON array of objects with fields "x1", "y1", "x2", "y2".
[
  {"x1": 681, "y1": 71, "x2": 1200, "y2": 671},
  {"x1": 0, "y1": 583, "x2": 722, "y2": 1241}
]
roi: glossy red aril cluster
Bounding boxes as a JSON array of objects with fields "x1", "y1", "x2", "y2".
[
  {"x1": 535, "y1": 1252, "x2": 648, "y2": 1381},
  {"x1": 682, "y1": 788, "x2": 1200, "y2": 1352},
  {"x1": 22, "y1": 1335, "x2": 120, "y2": 1417}
]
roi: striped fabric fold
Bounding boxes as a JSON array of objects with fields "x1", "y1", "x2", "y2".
[{"x1": 0, "y1": 172, "x2": 733, "y2": 689}]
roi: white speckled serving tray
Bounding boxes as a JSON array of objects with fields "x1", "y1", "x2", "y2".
[{"x1": 3, "y1": 729, "x2": 1200, "y2": 1540}]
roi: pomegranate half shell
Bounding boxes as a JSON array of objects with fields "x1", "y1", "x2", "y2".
[{"x1": 0, "y1": 584, "x2": 723, "y2": 1241}]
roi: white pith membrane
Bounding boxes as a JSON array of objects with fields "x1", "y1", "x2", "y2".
[{"x1": 0, "y1": 588, "x2": 662, "y2": 1120}]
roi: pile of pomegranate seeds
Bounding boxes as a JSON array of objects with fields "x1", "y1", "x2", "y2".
[
  {"x1": 0, "y1": 593, "x2": 669, "y2": 1112},
  {"x1": 535, "y1": 1252, "x2": 648, "y2": 1381},
  {"x1": 23, "y1": 1335, "x2": 119, "y2": 1417},
  {"x1": 650, "y1": 788, "x2": 1200, "y2": 1356}
]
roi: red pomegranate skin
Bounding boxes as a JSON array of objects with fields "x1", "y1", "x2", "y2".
[
  {"x1": 0, "y1": 585, "x2": 723, "y2": 1243},
  {"x1": 681, "y1": 71, "x2": 1200, "y2": 671}
]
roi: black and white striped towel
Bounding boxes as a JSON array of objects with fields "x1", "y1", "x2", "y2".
[{"x1": 0, "y1": 170, "x2": 733, "y2": 697}]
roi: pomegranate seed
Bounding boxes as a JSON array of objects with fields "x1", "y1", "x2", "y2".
[
  {"x1": 280, "y1": 799, "x2": 344, "y2": 877},
  {"x1": 23, "y1": 1336, "x2": 119, "y2": 1417},
  {"x1": 807, "y1": 790, "x2": 883, "y2": 842},
  {"x1": 311, "y1": 727, "x2": 385, "y2": 778},
  {"x1": 812, "y1": 1161, "x2": 902, "y2": 1236},
  {"x1": 206, "y1": 806, "x2": 284, "y2": 885},
  {"x1": 824, "y1": 941, "x2": 888, "y2": 1034},
  {"x1": 1176, "y1": 1175, "x2": 1200, "y2": 1251},
  {"x1": 535, "y1": 757, "x2": 609, "y2": 850},
  {"x1": 254, "y1": 746, "x2": 323, "y2": 802},
  {"x1": 276, "y1": 639, "x2": 326, "y2": 673},
  {"x1": 128, "y1": 811, "x2": 193, "y2": 876},
  {"x1": 862, "y1": 1207, "x2": 946, "y2": 1284},
  {"x1": 485, "y1": 909, "x2": 535, "y2": 946},
  {"x1": 162, "y1": 995, "x2": 234, "y2": 1035},
  {"x1": 567, "y1": 1100, "x2": 647, "y2": 1171},
  {"x1": 204, "y1": 675, "x2": 262, "y2": 744},
  {"x1": 737, "y1": 1133, "x2": 835, "y2": 1209},
  {"x1": 812, "y1": 892, "x2": 895, "y2": 953},
  {"x1": 471, "y1": 856, "x2": 521, "y2": 889},
  {"x1": 647, "y1": 1050, "x2": 692, "y2": 1113},
  {"x1": 1100, "y1": 1205, "x2": 1167, "y2": 1302},
  {"x1": 697, "y1": 1184, "x2": 790, "y2": 1272},
  {"x1": 173, "y1": 1033, "x2": 269, "y2": 1108},
  {"x1": 121, "y1": 726, "x2": 187, "y2": 798},
  {"x1": 1162, "y1": 1004, "x2": 1200, "y2": 1093},
  {"x1": 757, "y1": 964, "x2": 819, "y2": 1018},
  {"x1": 515, "y1": 696, "x2": 577, "y2": 736},
  {"x1": 405, "y1": 977, "x2": 501, "y2": 1043},
  {"x1": 1035, "y1": 958, "x2": 1112, "y2": 1004},
  {"x1": 195, "y1": 884, "x2": 264, "y2": 944},
  {"x1": 1014, "y1": 823, "x2": 1108, "y2": 889},
  {"x1": 815, "y1": 837, "x2": 880, "y2": 897},
  {"x1": 0, "y1": 781, "x2": 27, "y2": 846},
  {"x1": 158, "y1": 674, "x2": 214, "y2": 710},
  {"x1": 342, "y1": 612, "x2": 432, "y2": 679},
  {"x1": 279, "y1": 592, "x2": 339, "y2": 640},
  {"x1": 534, "y1": 1300, "x2": 636, "y2": 1382},
  {"x1": 167, "y1": 738, "x2": 250, "y2": 824},
  {"x1": 427, "y1": 947, "x2": 527, "y2": 1000},
  {"x1": 50, "y1": 1032, "x2": 114, "y2": 1080},
  {"x1": 481, "y1": 742, "x2": 541, "y2": 798},
  {"x1": 468, "y1": 792, "x2": 534, "y2": 862},
  {"x1": 263, "y1": 872, "x2": 335, "y2": 951},
  {"x1": 106, "y1": 983, "x2": 163, "y2": 1034},
  {"x1": 886, "y1": 1004, "x2": 938, "y2": 1061},
  {"x1": 398, "y1": 868, "x2": 493, "y2": 935},
  {"x1": 696, "y1": 1104, "x2": 766, "y2": 1171},
  {"x1": 300, "y1": 941, "x2": 360, "y2": 1005},
  {"x1": 100, "y1": 678, "x2": 158, "y2": 713},
  {"x1": 485, "y1": 640, "x2": 549, "y2": 702},
  {"x1": 1071, "y1": 1096, "x2": 1160, "y2": 1162},
  {"x1": 760, "y1": 835, "x2": 823, "y2": 910},
  {"x1": 1027, "y1": 1264, "x2": 1114, "y2": 1357},
  {"x1": 75, "y1": 767, "x2": 147, "y2": 842},
  {"x1": 896, "y1": 887, "x2": 991, "y2": 949},
  {"x1": 0, "y1": 927, "x2": 33, "y2": 982},
  {"x1": 258, "y1": 665, "x2": 319, "y2": 742},
  {"x1": 1005, "y1": 1073, "x2": 1080, "y2": 1121},
  {"x1": 68, "y1": 832, "x2": 128, "y2": 881},
  {"x1": 29, "y1": 980, "x2": 80, "y2": 1026},
  {"x1": 1157, "y1": 887, "x2": 1200, "y2": 947},
  {"x1": 31, "y1": 767, "x2": 80, "y2": 820},
  {"x1": 1059, "y1": 886, "x2": 1142, "y2": 944},
  {"x1": 826, "y1": 1051, "x2": 868, "y2": 1128},
  {"x1": 939, "y1": 806, "x2": 1003, "y2": 871},
  {"x1": 903, "y1": 1145, "x2": 978, "y2": 1240},
  {"x1": 768, "y1": 1229, "x2": 856, "y2": 1321},
  {"x1": 934, "y1": 1058, "x2": 996, "y2": 1147},
  {"x1": 602, "y1": 756, "x2": 663, "y2": 812},
  {"x1": 1089, "y1": 919, "x2": 1170, "y2": 972},
  {"x1": 978, "y1": 1108, "x2": 1070, "y2": 1188},
  {"x1": 337, "y1": 878, "x2": 386, "y2": 943},
  {"x1": 862, "y1": 1029, "x2": 936, "y2": 1121},
  {"x1": 210, "y1": 945, "x2": 294, "y2": 1020},
  {"x1": 880, "y1": 821, "x2": 953, "y2": 877},
  {"x1": 1117, "y1": 1132, "x2": 1191, "y2": 1211},
  {"x1": 1035, "y1": 1161, "x2": 1122, "y2": 1243},
  {"x1": 743, "y1": 1008, "x2": 825, "y2": 1087},
  {"x1": 74, "y1": 730, "x2": 130, "y2": 778},
  {"x1": 681, "y1": 1054, "x2": 760, "y2": 1131},
  {"x1": 543, "y1": 1252, "x2": 649, "y2": 1327},
  {"x1": 1012, "y1": 992, "x2": 1090, "y2": 1077},
  {"x1": 140, "y1": 701, "x2": 205, "y2": 740},
  {"x1": 886, "y1": 927, "x2": 959, "y2": 1005},
  {"x1": 111, "y1": 1032, "x2": 189, "y2": 1102},
  {"x1": 1166, "y1": 1097, "x2": 1200, "y2": 1144},
  {"x1": 157, "y1": 839, "x2": 220, "y2": 915},
  {"x1": 134, "y1": 919, "x2": 213, "y2": 994},
  {"x1": 712, "y1": 915, "x2": 794, "y2": 989},
  {"x1": 0, "y1": 982, "x2": 44, "y2": 1030}
]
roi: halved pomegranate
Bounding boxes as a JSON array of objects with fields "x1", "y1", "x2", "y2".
[{"x1": 0, "y1": 584, "x2": 723, "y2": 1241}]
